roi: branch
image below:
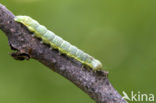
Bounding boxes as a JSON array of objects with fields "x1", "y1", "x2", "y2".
[{"x1": 0, "y1": 3, "x2": 126, "y2": 103}]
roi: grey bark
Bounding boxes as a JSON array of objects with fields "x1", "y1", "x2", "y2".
[{"x1": 0, "y1": 3, "x2": 126, "y2": 103}]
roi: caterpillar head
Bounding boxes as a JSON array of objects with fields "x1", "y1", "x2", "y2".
[{"x1": 91, "y1": 59, "x2": 103, "y2": 70}]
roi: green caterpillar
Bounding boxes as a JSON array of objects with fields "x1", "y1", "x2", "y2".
[{"x1": 14, "y1": 16, "x2": 103, "y2": 70}]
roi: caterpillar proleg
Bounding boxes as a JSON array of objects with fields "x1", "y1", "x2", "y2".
[{"x1": 14, "y1": 16, "x2": 103, "y2": 70}]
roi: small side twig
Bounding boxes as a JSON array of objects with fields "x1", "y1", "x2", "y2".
[{"x1": 0, "y1": 3, "x2": 126, "y2": 103}]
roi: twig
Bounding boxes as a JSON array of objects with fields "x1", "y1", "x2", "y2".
[{"x1": 0, "y1": 3, "x2": 126, "y2": 103}]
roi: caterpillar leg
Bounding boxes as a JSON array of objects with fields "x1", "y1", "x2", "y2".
[
  {"x1": 49, "y1": 47, "x2": 52, "y2": 50},
  {"x1": 81, "y1": 65, "x2": 91, "y2": 71},
  {"x1": 58, "y1": 51, "x2": 62, "y2": 55},
  {"x1": 31, "y1": 34, "x2": 35, "y2": 37},
  {"x1": 40, "y1": 41, "x2": 43, "y2": 44},
  {"x1": 80, "y1": 65, "x2": 84, "y2": 70}
]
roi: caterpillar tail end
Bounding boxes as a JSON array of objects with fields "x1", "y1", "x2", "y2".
[
  {"x1": 14, "y1": 16, "x2": 28, "y2": 23},
  {"x1": 14, "y1": 16, "x2": 39, "y2": 33}
]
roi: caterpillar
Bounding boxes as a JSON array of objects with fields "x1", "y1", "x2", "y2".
[{"x1": 14, "y1": 16, "x2": 103, "y2": 70}]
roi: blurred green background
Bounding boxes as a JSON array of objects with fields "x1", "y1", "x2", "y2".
[{"x1": 0, "y1": 0, "x2": 156, "y2": 103}]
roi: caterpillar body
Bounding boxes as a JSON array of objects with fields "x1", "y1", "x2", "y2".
[{"x1": 14, "y1": 16, "x2": 103, "y2": 70}]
